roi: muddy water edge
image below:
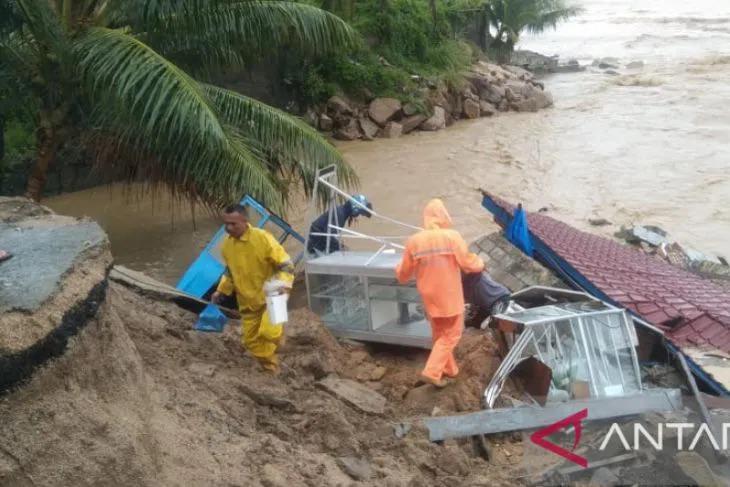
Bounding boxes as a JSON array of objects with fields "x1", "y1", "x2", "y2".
[{"x1": 45, "y1": 95, "x2": 729, "y2": 285}]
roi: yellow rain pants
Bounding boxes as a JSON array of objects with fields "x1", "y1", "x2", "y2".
[
  {"x1": 241, "y1": 309, "x2": 283, "y2": 369},
  {"x1": 216, "y1": 224, "x2": 294, "y2": 366}
]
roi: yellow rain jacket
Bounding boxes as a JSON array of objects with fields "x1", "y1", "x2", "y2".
[
  {"x1": 216, "y1": 225, "x2": 294, "y2": 367},
  {"x1": 216, "y1": 225, "x2": 294, "y2": 312}
]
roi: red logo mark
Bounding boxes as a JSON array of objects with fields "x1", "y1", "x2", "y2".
[{"x1": 530, "y1": 408, "x2": 588, "y2": 468}]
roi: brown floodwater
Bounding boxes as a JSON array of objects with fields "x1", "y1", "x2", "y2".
[
  {"x1": 45, "y1": 103, "x2": 729, "y2": 286},
  {"x1": 46, "y1": 0, "x2": 730, "y2": 284}
]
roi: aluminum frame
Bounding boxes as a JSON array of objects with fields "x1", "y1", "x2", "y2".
[
  {"x1": 303, "y1": 166, "x2": 415, "y2": 263},
  {"x1": 484, "y1": 289, "x2": 643, "y2": 407},
  {"x1": 303, "y1": 167, "x2": 435, "y2": 348},
  {"x1": 305, "y1": 256, "x2": 432, "y2": 348}
]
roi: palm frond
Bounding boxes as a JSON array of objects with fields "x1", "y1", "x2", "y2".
[
  {"x1": 0, "y1": 0, "x2": 23, "y2": 35},
  {"x1": 140, "y1": 1, "x2": 356, "y2": 65},
  {"x1": 485, "y1": 0, "x2": 581, "y2": 41},
  {"x1": 74, "y1": 27, "x2": 228, "y2": 168},
  {"x1": 202, "y1": 84, "x2": 358, "y2": 199},
  {"x1": 525, "y1": 4, "x2": 582, "y2": 33},
  {"x1": 84, "y1": 112, "x2": 286, "y2": 210},
  {"x1": 12, "y1": 0, "x2": 68, "y2": 54},
  {"x1": 73, "y1": 27, "x2": 260, "y2": 205},
  {"x1": 223, "y1": 129, "x2": 284, "y2": 209}
]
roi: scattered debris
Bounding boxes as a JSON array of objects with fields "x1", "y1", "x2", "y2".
[
  {"x1": 111, "y1": 265, "x2": 239, "y2": 318},
  {"x1": 675, "y1": 350, "x2": 729, "y2": 462},
  {"x1": 589, "y1": 218, "x2": 612, "y2": 227},
  {"x1": 702, "y1": 393, "x2": 730, "y2": 410},
  {"x1": 370, "y1": 366, "x2": 388, "y2": 381},
  {"x1": 486, "y1": 287, "x2": 642, "y2": 407},
  {"x1": 510, "y1": 50, "x2": 585, "y2": 73},
  {"x1": 614, "y1": 226, "x2": 727, "y2": 283},
  {"x1": 481, "y1": 193, "x2": 730, "y2": 395},
  {"x1": 337, "y1": 456, "x2": 374, "y2": 481},
  {"x1": 675, "y1": 452, "x2": 721, "y2": 486},
  {"x1": 187, "y1": 362, "x2": 217, "y2": 378},
  {"x1": 642, "y1": 363, "x2": 685, "y2": 389},
  {"x1": 568, "y1": 453, "x2": 638, "y2": 477},
  {"x1": 424, "y1": 389, "x2": 681, "y2": 441},
  {"x1": 393, "y1": 422, "x2": 412, "y2": 439},
  {"x1": 317, "y1": 376, "x2": 387, "y2": 415},
  {"x1": 616, "y1": 225, "x2": 670, "y2": 247}
]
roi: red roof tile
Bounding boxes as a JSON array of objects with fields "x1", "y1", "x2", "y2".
[{"x1": 486, "y1": 193, "x2": 730, "y2": 354}]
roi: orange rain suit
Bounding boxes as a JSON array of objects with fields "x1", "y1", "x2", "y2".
[{"x1": 395, "y1": 199, "x2": 485, "y2": 381}]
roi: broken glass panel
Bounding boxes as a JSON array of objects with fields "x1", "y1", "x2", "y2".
[{"x1": 485, "y1": 288, "x2": 642, "y2": 407}]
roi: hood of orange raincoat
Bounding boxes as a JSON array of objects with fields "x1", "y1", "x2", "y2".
[{"x1": 423, "y1": 199, "x2": 452, "y2": 230}]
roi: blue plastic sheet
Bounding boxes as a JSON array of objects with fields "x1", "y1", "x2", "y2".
[
  {"x1": 194, "y1": 303, "x2": 227, "y2": 332},
  {"x1": 506, "y1": 204, "x2": 534, "y2": 257}
]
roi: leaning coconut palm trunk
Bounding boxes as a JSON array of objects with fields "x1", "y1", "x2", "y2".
[
  {"x1": 484, "y1": 0, "x2": 582, "y2": 63},
  {"x1": 1, "y1": 0, "x2": 357, "y2": 211}
]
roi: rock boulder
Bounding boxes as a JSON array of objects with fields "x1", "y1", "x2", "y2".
[
  {"x1": 420, "y1": 107, "x2": 446, "y2": 131},
  {"x1": 317, "y1": 376, "x2": 387, "y2": 414},
  {"x1": 382, "y1": 121, "x2": 403, "y2": 138},
  {"x1": 318, "y1": 114, "x2": 333, "y2": 132},
  {"x1": 513, "y1": 88, "x2": 553, "y2": 112},
  {"x1": 401, "y1": 114, "x2": 427, "y2": 134},
  {"x1": 333, "y1": 119, "x2": 361, "y2": 141},
  {"x1": 327, "y1": 95, "x2": 353, "y2": 116},
  {"x1": 402, "y1": 102, "x2": 419, "y2": 117},
  {"x1": 463, "y1": 98, "x2": 480, "y2": 119},
  {"x1": 358, "y1": 118, "x2": 379, "y2": 140},
  {"x1": 368, "y1": 98, "x2": 401, "y2": 127},
  {"x1": 482, "y1": 84, "x2": 505, "y2": 105},
  {"x1": 479, "y1": 101, "x2": 497, "y2": 117}
]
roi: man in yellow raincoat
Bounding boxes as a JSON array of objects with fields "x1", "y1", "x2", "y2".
[{"x1": 212, "y1": 204, "x2": 294, "y2": 374}]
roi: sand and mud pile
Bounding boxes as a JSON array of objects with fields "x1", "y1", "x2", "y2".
[{"x1": 0, "y1": 198, "x2": 521, "y2": 487}]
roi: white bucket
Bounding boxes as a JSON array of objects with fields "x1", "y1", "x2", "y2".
[{"x1": 266, "y1": 293, "x2": 288, "y2": 324}]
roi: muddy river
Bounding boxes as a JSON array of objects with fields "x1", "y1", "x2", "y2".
[{"x1": 47, "y1": 0, "x2": 730, "y2": 284}]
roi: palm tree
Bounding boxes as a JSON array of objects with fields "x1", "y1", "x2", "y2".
[
  {"x1": 0, "y1": 0, "x2": 357, "y2": 210},
  {"x1": 482, "y1": 0, "x2": 582, "y2": 63}
]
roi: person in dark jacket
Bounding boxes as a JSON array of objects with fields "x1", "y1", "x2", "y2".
[
  {"x1": 307, "y1": 195, "x2": 373, "y2": 255},
  {"x1": 462, "y1": 271, "x2": 510, "y2": 328}
]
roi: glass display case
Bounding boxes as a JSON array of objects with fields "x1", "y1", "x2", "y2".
[
  {"x1": 305, "y1": 251, "x2": 431, "y2": 348},
  {"x1": 485, "y1": 289, "x2": 643, "y2": 407}
]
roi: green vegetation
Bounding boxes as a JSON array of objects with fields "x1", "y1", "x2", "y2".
[
  {"x1": 0, "y1": 0, "x2": 356, "y2": 208},
  {"x1": 289, "y1": 0, "x2": 580, "y2": 105},
  {"x1": 0, "y1": 0, "x2": 580, "y2": 203},
  {"x1": 292, "y1": 0, "x2": 481, "y2": 105},
  {"x1": 481, "y1": 0, "x2": 582, "y2": 62}
]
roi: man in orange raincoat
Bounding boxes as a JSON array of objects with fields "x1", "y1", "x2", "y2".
[{"x1": 396, "y1": 199, "x2": 485, "y2": 387}]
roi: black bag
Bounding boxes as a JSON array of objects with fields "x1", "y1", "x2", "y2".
[{"x1": 463, "y1": 272, "x2": 510, "y2": 328}]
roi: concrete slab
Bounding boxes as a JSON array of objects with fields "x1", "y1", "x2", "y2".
[
  {"x1": 424, "y1": 389, "x2": 682, "y2": 441},
  {"x1": 0, "y1": 218, "x2": 106, "y2": 313},
  {"x1": 317, "y1": 376, "x2": 387, "y2": 415}
]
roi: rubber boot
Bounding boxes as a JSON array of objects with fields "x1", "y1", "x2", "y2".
[
  {"x1": 419, "y1": 374, "x2": 451, "y2": 388},
  {"x1": 258, "y1": 356, "x2": 281, "y2": 376}
]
